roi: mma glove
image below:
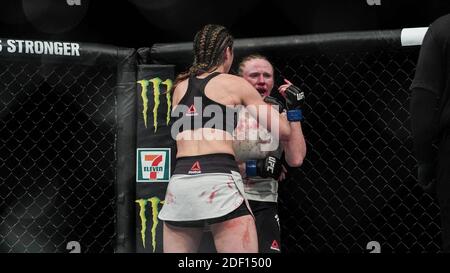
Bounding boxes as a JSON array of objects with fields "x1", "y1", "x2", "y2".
[
  {"x1": 417, "y1": 162, "x2": 437, "y2": 195},
  {"x1": 246, "y1": 156, "x2": 282, "y2": 179},
  {"x1": 284, "y1": 85, "x2": 305, "y2": 122}
]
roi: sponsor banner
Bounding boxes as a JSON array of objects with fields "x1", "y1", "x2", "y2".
[
  {"x1": 136, "y1": 148, "x2": 171, "y2": 182},
  {"x1": 137, "y1": 65, "x2": 175, "y2": 140},
  {"x1": 0, "y1": 39, "x2": 80, "y2": 56},
  {"x1": 135, "y1": 184, "x2": 167, "y2": 253},
  {"x1": 136, "y1": 65, "x2": 176, "y2": 253}
]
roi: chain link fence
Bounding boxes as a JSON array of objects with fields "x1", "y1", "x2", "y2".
[
  {"x1": 0, "y1": 54, "x2": 120, "y2": 252},
  {"x1": 272, "y1": 46, "x2": 441, "y2": 253},
  {"x1": 151, "y1": 30, "x2": 442, "y2": 253},
  {"x1": 0, "y1": 30, "x2": 441, "y2": 253}
]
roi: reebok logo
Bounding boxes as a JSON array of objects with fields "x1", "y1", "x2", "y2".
[
  {"x1": 188, "y1": 161, "x2": 202, "y2": 174},
  {"x1": 270, "y1": 240, "x2": 280, "y2": 251},
  {"x1": 186, "y1": 104, "x2": 199, "y2": 116}
]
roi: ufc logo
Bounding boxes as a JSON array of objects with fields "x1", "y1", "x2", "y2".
[
  {"x1": 266, "y1": 156, "x2": 276, "y2": 173},
  {"x1": 366, "y1": 0, "x2": 381, "y2": 5},
  {"x1": 297, "y1": 92, "x2": 305, "y2": 101},
  {"x1": 67, "y1": 0, "x2": 81, "y2": 6}
]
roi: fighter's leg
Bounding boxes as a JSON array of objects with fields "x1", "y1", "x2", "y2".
[
  {"x1": 250, "y1": 200, "x2": 281, "y2": 253},
  {"x1": 163, "y1": 222, "x2": 203, "y2": 253},
  {"x1": 210, "y1": 214, "x2": 258, "y2": 253}
]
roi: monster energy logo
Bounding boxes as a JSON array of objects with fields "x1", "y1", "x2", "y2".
[
  {"x1": 138, "y1": 77, "x2": 173, "y2": 132},
  {"x1": 135, "y1": 197, "x2": 164, "y2": 252}
]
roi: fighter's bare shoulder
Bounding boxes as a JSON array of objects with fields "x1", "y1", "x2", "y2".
[
  {"x1": 172, "y1": 79, "x2": 189, "y2": 105},
  {"x1": 174, "y1": 78, "x2": 189, "y2": 91},
  {"x1": 216, "y1": 73, "x2": 254, "y2": 91}
]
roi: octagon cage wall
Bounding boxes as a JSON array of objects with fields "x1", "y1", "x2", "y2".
[
  {"x1": 150, "y1": 29, "x2": 441, "y2": 253},
  {"x1": 0, "y1": 28, "x2": 443, "y2": 253}
]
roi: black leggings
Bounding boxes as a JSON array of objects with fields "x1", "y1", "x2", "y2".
[
  {"x1": 437, "y1": 132, "x2": 450, "y2": 252},
  {"x1": 249, "y1": 200, "x2": 281, "y2": 253}
]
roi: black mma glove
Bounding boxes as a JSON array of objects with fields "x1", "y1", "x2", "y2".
[
  {"x1": 246, "y1": 156, "x2": 282, "y2": 179},
  {"x1": 284, "y1": 85, "x2": 305, "y2": 121},
  {"x1": 264, "y1": 96, "x2": 285, "y2": 113},
  {"x1": 417, "y1": 162, "x2": 436, "y2": 194}
]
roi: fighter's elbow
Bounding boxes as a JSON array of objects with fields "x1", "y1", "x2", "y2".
[{"x1": 287, "y1": 156, "x2": 303, "y2": 167}]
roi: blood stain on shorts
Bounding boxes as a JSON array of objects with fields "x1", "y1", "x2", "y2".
[
  {"x1": 166, "y1": 191, "x2": 175, "y2": 204},
  {"x1": 208, "y1": 190, "x2": 219, "y2": 203}
]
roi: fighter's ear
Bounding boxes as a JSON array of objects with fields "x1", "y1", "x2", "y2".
[{"x1": 225, "y1": 46, "x2": 233, "y2": 60}]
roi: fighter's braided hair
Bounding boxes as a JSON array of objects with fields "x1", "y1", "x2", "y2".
[{"x1": 175, "y1": 24, "x2": 234, "y2": 86}]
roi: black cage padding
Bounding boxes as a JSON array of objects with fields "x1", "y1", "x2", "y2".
[{"x1": 150, "y1": 30, "x2": 402, "y2": 67}]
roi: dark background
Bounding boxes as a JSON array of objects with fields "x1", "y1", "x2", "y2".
[
  {"x1": 0, "y1": 0, "x2": 449, "y2": 47},
  {"x1": 1, "y1": 0, "x2": 448, "y2": 254}
]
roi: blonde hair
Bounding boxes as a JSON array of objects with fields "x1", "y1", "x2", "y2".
[{"x1": 238, "y1": 54, "x2": 272, "y2": 76}]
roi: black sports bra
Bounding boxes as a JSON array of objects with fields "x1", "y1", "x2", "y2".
[{"x1": 171, "y1": 72, "x2": 238, "y2": 135}]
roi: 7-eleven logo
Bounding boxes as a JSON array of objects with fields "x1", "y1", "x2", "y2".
[
  {"x1": 137, "y1": 148, "x2": 171, "y2": 182},
  {"x1": 144, "y1": 154, "x2": 163, "y2": 180}
]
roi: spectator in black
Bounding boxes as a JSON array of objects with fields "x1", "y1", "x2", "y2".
[{"x1": 410, "y1": 13, "x2": 450, "y2": 252}]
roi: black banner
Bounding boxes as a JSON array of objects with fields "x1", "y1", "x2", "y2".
[{"x1": 135, "y1": 65, "x2": 176, "y2": 253}]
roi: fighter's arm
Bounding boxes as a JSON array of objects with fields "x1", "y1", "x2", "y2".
[
  {"x1": 281, "y1": 117, "x2": 306, "y2": 167},
  {"x1": 410, "y1": 27, "x2": 443, "y2": 164},
  {"x1": 409, "y1": 26, "x2": 444, "y2": 192},
  {"x1": 278, "y1": 79, "x2": 306, "y2": 167}
]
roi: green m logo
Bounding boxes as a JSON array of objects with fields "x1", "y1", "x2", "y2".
[
  {"x1": 136, "y1": 197, "x2": 164, "y2": 252},
  {"x1": 137, "y1": 78, "x2": 173, "y2": 132}
]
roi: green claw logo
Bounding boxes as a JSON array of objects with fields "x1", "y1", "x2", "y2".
[
  {"x1": 138, "y1": 78, "x2": 172, "y2": 132},
  {"x1": 135, "y1": 197, "x2": 164, "y2": 252}
]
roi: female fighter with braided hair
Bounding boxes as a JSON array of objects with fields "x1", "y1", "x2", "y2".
[{"x1": 158, "y1": 24, "x2": 292, "y2": 253}]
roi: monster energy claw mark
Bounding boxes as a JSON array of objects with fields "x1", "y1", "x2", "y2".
[
  {"x1": 138, "y1": 80, "x2": 150, "y2": 129},
  {"x1": 136, "y1": 197, "x2": 164, "y2": 252},
  {"x1": 149, "y1": 197, "x2": 163, "y2": 252},
  {"x1": 135, "y1": 199, "x2": 148, "y2": 248},
  {"x1": 138, "y1": 77, "x2": 173, "y2": 132},
  {"x1": 162, "y1": 79, "x2": 172, "y2": 127},
  {"x1": 150, "y1": 78, "x2": 161, "y2": 133}
]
